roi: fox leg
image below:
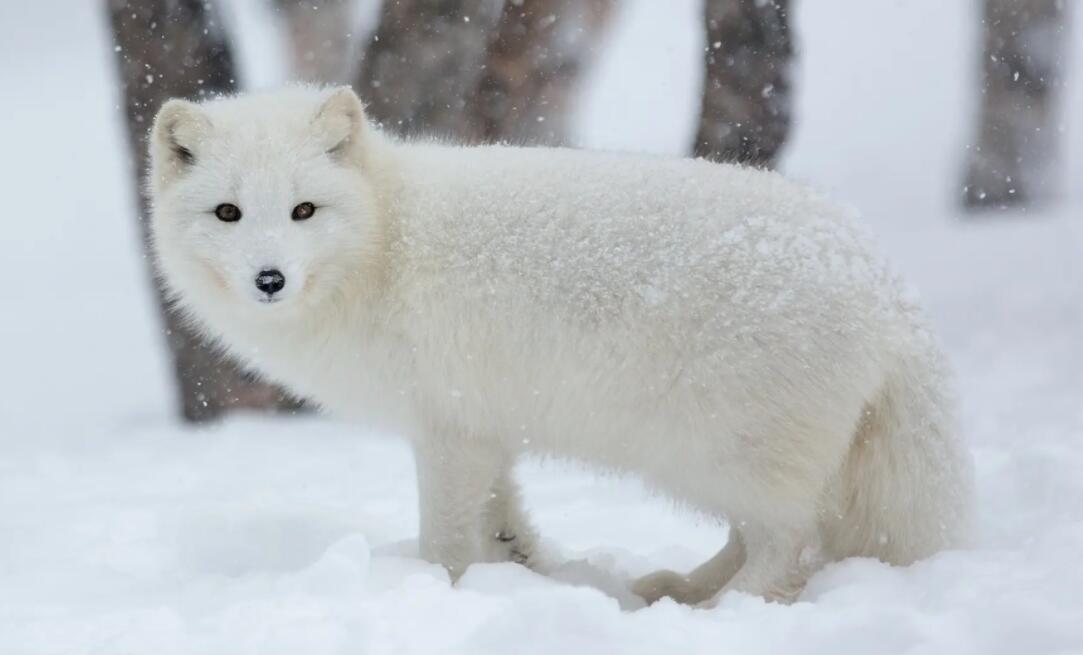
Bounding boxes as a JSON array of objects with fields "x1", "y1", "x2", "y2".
[
  {"x1": 414, "y1": 433, "x2": 504, "y2": 579},
  {"x1": 480, "y1": 465, "x2": 538, "y2": 568}
]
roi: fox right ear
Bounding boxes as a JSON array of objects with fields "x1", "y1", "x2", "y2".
[
  {"x1": 311, "y1": 87, "x2": 367, "y2": 164},
  {"x1": 150, "y1": 99, "x2": 212, "y2": 190}
]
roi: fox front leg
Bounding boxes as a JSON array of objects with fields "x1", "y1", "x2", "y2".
[
  {"x1": 481, "y1": 467, "x2": 538, "y2": 568},
  {"x1": 413, "y1": 436, "x2": 504, "y2": 579}
]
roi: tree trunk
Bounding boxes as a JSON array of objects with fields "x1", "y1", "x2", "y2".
[
  {"x1": 107, "y1": 0, "x2": 300, "y2": 422},
  {"x1": 272, "y1": 0, "x2": 359, "y2": 84},
  {"x1": 962, "y1": 0, "x2": 1068, "y2": 210},
  {"x1": 464, "y1": 0, "x2": 614, "y2": 145},
  {"x1": 357, "y1": 0, "x2": 505, "y2": 137},
  {"x1": 694, "y1": 0, "x2": 793, "y2": 168}
]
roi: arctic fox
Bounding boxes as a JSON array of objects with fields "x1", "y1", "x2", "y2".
[{"x1": 148, "y1": 86, "x2": 972, "y2": 603}]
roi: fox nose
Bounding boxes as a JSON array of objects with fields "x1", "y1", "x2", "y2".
[{"x1": 255, "y1": 269, "x2": 286, "y2": 295}]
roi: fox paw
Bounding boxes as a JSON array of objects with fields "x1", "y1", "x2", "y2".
[{"x1": 484, "y1": 528, "x2": 536, "y2": 568}]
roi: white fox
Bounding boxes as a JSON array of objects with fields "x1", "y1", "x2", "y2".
[{"x1": 148, "y1": 86, "x2": 972, "y2": 603}]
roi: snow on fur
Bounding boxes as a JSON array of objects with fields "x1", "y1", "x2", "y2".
[{"x1": 149, "y1": 84, "x2": 970, "y2": 604}]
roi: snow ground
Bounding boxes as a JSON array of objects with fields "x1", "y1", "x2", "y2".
[{"x1": 1, "y1": 1, "x2": 1082, "y2": 653}]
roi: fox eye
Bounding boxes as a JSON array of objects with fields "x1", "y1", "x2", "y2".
[
  {"x1": 291, "y1": 202, "x2": 316, "y2": 221},
  {"x1": 215, "y1": 203, "x2": 241, "y2": 222}
]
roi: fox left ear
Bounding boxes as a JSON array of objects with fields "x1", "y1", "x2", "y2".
[
  {"x1": 312, "y1": 87, "x2": 367, "y2": 164},
  {"x1": 149, "y1": 99, "x2": 213, "y2": 192}
]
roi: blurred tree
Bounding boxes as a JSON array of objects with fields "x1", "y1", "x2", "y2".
[
  {"x1": 695, "y1": 0, "x2": 793, "y2": 168},
  {"x1": 465, "y1": 0, "x2": 614, "y2": 145},
  {"x1": 358, "y1": 0, "x2": 505, "y2": 136},
  {"x1": 272, "y1": 0, "x2": 359, "y2": 84},
  {"x1": 357, "y1": 0, "x2": 613, "y2": 144},
  {"x1": 107, "y1": 0, "x2": 300, "y2": 422},
  {"x1": 962, "y1": 0, "x2": 1068, "y2": 210}
]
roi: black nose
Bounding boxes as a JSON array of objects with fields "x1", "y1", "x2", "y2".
[{"x1": 255, "y1": 269, "x2": 285, "y2": 295}]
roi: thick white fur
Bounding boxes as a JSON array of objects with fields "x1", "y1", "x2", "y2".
[{"x1": 148, "y1": 87, "x2": 973, "y2": 603}]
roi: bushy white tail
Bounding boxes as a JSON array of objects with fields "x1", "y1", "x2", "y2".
[{"x1": 824, "y1": 344, "x2": 974, "y2": 564}]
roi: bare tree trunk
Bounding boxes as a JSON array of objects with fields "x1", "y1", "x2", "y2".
[
  {"x1": 272, "y1": 0, "x2": 359, "y2": 84},
  {"x1": 357, "y1": 0, "x2": 505, "y2": 137},
  {"x1": 694, "y1": 0, "x2": 793, "y2": 168},
  {"x1": 465, "y1": 0, "x2": 614, "y2": 145},
  {"x1": 962, "y1": 0, "x2": 1068, "y2": 210},
  {"x1": 107, "y1": 0, "x2": 300, "y2": 422}
]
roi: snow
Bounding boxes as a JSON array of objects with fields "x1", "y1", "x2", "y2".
[{"x1": 2, "y1": 0, "x2": 1082, "y2": 653}]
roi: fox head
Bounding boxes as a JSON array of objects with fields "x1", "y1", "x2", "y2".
[{"x1": 148, "y1": 87, "x2": 384, "y2": 326}]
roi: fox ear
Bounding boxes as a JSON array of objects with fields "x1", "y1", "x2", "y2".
[
  {"x1": 312, "y1": 87, "x2": 367, "y2": 163},
  {"x1": 150, "y1": 99, "x2": 212, "y2": 190}
]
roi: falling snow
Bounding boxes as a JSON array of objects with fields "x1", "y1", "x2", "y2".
[{"x1": 0, "y1": 1, "x2": 1082, "y2": 654}]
